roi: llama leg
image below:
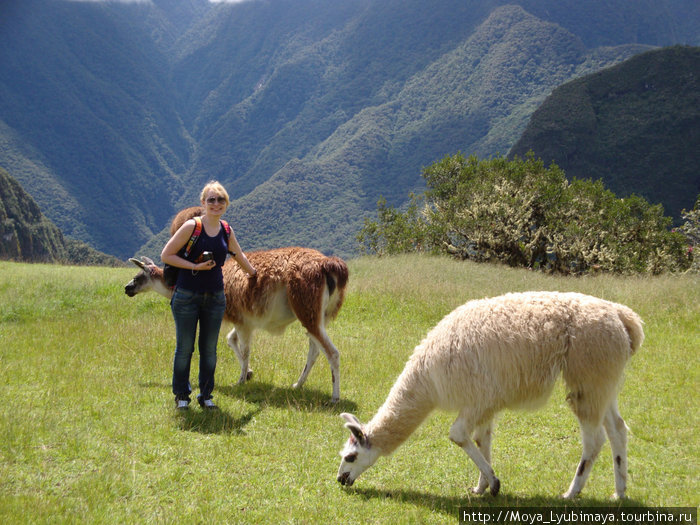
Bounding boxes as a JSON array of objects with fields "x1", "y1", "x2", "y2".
[
  {"x1": 309, "y1": 328, "x2": 340, "y2": 403},
  {"x1": 288, "y1": 276, "x2": 340, "y2": 402},
  {"x1": 293, "y1": 337, "x2": 320, "y2": 389},
  {"x1": 472, "y1": 421, "x2": 494, "y2": 495},
  {"x1": 227, "y1": 327, "x2": 253, "y2": 384},
  {"x1": 603, "y1": 401, "x2": 629, "y2": 499},
  {"x1": 563, "y1": 422, "x2": 606, "y2": 499},
  {"x1": 449, "y1": 416, "x2": 500, "y2": 496}
]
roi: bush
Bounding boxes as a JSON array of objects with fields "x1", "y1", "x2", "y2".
[
  {"x1": 358, "y1": 153, "x2": 690, "y2": 274},
  {"x1": 677, "y1": 196, "x2": 700, "y2": 272}
]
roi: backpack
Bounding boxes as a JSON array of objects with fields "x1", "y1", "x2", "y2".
[{"x1": 163, "y1": 217, "x2": 231, "y2": 288}]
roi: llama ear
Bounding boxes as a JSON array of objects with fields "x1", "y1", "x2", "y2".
[
  {"x1": 129, "y1": 258, "x2": 146, "y2": 269},
  {"x1": 340, "y1": 413, "x2": 361, "y2": 426},
  {"x1": 341, "y1": 413, "x2": 367, "y2": 446},
  {"x1": 142, "y1": 256, "x2": 156, "y2": 266}
]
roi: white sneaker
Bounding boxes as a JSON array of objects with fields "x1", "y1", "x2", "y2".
[
  {"x1": 176, "y1": 399, "x2": 190, "y2": 410},
  {"x1": 198, "y1": 397, "x2": 218, "y2": 410}
]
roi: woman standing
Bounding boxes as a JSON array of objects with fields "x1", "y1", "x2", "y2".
[{"x1": 161, "y1": 181, "x2": 257, "y2": 410}]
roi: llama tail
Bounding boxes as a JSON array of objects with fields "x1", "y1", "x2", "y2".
[
  {"x1": 322, "y1": 256, "x2": 349, "y2": 319},
  {"x1": 617, "y1": 305, "x2": 644, "y2": 355},
  {"x1": 322, "y1": 257, "x2": 349, "y2": 295}
]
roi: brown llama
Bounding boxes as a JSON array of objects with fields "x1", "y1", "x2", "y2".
[{"x1": 125, "y1": 208, "x2": 349, "y2": 402}]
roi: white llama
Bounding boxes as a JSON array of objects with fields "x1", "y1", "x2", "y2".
[{"x1": 337, "y1": 291, "x2": 643, "y2": 499}]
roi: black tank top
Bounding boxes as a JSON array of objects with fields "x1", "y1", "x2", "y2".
[{"x1": 175, "y1": 223, "x2": 228, "y2": 293}]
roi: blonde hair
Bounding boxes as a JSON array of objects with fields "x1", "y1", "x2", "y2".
[{"x1": 200, "y1": 181, "x2": 230, "y2": 206}]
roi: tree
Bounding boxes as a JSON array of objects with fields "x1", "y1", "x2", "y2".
[
  {"x1": 358, "y1": 153, "x2": 690, "y2": 274},
  {"x1": 678, "y1": 196, "x2": 700, "y2": 272}
]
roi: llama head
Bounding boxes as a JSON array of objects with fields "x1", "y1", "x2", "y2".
[
  {"x1": 124, "y1": 257, "x2": 161, "y2": 297},
  {"x1": 337, "y1": 413, "x2": 380, "y2": 487}
]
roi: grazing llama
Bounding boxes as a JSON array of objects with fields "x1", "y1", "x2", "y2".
[
  {"x1": 337, "y1": 292, "x2": 643, "y2": 498},
  {"x1": 125, "y1": 206, "x2": 349, "y2": 402}
]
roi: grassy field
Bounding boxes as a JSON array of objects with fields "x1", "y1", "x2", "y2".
[{"x1": 0, "y1": 256, "x2": 697, "y2": 524}]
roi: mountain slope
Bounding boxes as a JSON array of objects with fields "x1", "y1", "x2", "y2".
[
  {"x1": 0, "y1": 167, "x2": 121, "y2": 265},
  {"x1": 509, "y1": 46, "x2": 700, "y2": 221},
  {"x1": 228, "y1": 6, "x2": 652, "y2": 255},
  {"x1": 0, "y1": 0, "x2": 188, "y2": 255},
  {"x1": 0, "y1": 166, "x2": 66, "y2": 261},
  {"x1": 0, "y1": 0, "x2": 697, "y2": 259}
]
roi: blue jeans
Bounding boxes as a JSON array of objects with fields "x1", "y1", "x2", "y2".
[{"x1": 170, "y1": 288, "x2": 226, "y2": 401}]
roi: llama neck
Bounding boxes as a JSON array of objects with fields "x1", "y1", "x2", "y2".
[
  {"x1": 149, "y1": 273, "x2": 173, "y2": 299},
  {"x1": 147, "y1": 267, "x2": 174, "y2": 299},
  {"x1": 155, "y1": 280, "x2": 174, "y2": 299},
  {"x1": 366, "y1": 362, "x2": 434, "y2": 456}
]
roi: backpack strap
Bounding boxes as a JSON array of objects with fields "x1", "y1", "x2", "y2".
[
  {"x1": 182, "y1": 216, "x2": 203, "y2": 258},
  {"x1": 220, "y1": 220, "x2": 231, "y2": 240},
  {"x1": 220, "y1": 220, "x2": 236, "y2": 257}
]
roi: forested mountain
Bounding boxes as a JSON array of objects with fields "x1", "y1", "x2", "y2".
[
  {"x1": 0, "y1": 167, "x2": 66, "y2": 262},
  {"x1": 510, "y1": 46, "x2": 700, "y2": 222},
  {"x1": 0, "y1": 167, "x2": 122, "y2": 265},
  {"x1": 0, "y1": 0, "x2": 697, "y2": 259}
]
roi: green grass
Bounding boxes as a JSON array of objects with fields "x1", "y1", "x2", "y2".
[{"x1": 0, "y1": 256, "x2": 698, "y2": 523}]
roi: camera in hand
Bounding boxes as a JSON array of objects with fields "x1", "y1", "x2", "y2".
[{"x1": 198, "y1": 251, "x2": 214, "y2": 263}]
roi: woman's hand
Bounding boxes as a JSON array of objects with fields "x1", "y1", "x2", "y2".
[{"x1": 193, "y1": 259, "x2": 216, "y2": 271}]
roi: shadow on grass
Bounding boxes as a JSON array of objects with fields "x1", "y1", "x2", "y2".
[
  {"x1": 140, "y1": 379, "x2": 358, "y2": 434},
  {"x1": 176, "y1": 405, "x2": 262, "y2": 435},
  {"x1": 347, "y1": 486, "x2": 650, "y2": 518},
  {"x1": 219, "y1": 380, "x2": 358, "y2": 414},
  {"x1": 139, "y1": 380, "x2": 356, "y2": 413}
]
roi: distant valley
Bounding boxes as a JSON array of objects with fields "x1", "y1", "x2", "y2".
[{"x1": 0, "y1": 0, "x2": 698, "y2": 260}]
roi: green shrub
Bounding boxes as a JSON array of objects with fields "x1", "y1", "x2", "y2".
[
  {"x1": 678, "y1": 196, "x2": 700, "y2": 272},
  {"x1": 358, "y1": 153, "x2": 690, "y2": 274}
]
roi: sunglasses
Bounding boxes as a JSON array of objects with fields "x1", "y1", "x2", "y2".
[{"x1": 206, "y1": 196, "x2": 227, "y2": 204}]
